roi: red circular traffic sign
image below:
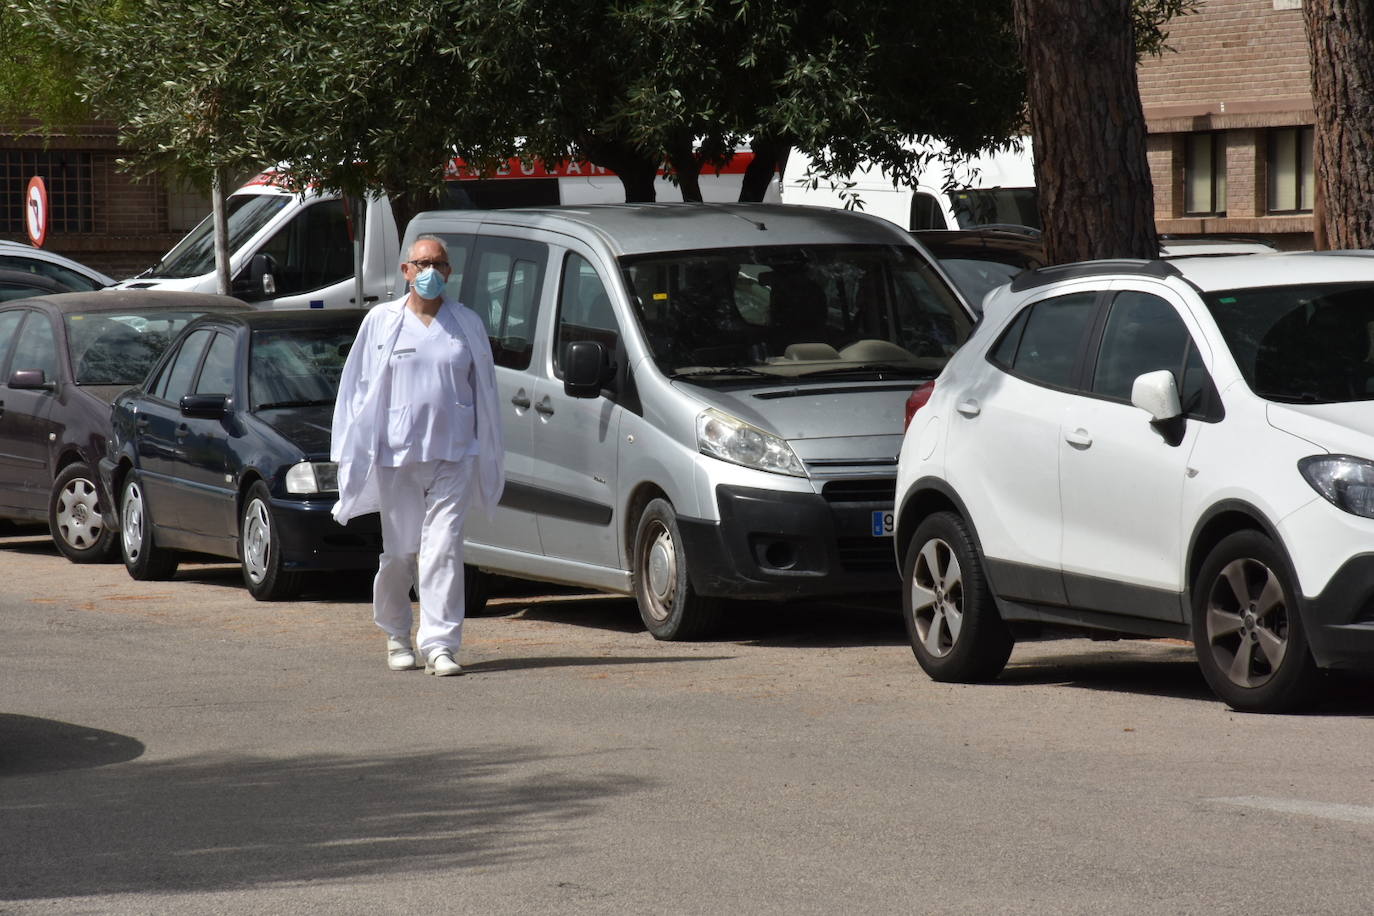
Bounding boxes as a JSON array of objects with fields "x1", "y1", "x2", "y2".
[{"x1": 25, "y1": 176, "x2": 48, "y2": 248}]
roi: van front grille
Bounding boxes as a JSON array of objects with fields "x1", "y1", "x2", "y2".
[{"x1": 822, "y1": 478, "x2": 896, "y2": 504}]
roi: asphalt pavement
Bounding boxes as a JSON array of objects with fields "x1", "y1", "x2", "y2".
[{"x1": 3, "y1": 531, "x2": 1374, "y2": 914}]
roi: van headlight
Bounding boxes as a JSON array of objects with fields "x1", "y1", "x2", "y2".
[
  {"x1": 1299, "y1": 455, "x2": 1374, "y2": 518},
  {"x1": 285, "y1": 460, "x2": 339, "y2": 494},
  {"x1": 696, "y1": 408, "x2": 806, "y2": 477}
]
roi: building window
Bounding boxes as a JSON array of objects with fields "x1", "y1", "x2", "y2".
[
  {"x1": 1184, "y1": 132, "x2": 1227, "y2": 216},
  {"x1": 1267, "y1": 126, "x2": 1315, "y2": 214},
  {"x1": 0, "y1": 151, "x2": 97, "y2": 234}
]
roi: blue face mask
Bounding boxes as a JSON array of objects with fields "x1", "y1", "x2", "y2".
[{"x1": 413, "y1": 266, "x2": 446, "y2": 299}]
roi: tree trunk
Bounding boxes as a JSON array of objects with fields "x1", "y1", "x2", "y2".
[
  {"x1": 1304, "y1": 0, "x2": 1374, "y2": 249},
  {"x1": 666, "y1": 134, "x2": 704, "y2": 202},
  {"x1": 1012, "y1": 0, "x2": 1158, "y2": 264},
  {"x1": 578, "y1": 134, "x2": 660, "y2": 202},
  {"x1": 740, "y1": 136, "x2": 791, "y2": 203}
]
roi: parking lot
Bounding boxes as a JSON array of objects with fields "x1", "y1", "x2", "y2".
[{"x1": 3, "y1": 529, "x2": 1374, "y2": 914}]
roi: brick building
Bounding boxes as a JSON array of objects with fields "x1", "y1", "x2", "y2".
[
  {"x1": 1137, "y1": 0, "x2": 1314, "y2": 248},
  {"x1": 0, "y1": 121, "x2": 210, "y2": 281}
]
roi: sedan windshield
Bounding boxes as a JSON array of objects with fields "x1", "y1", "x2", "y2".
[
  {"x1": 1204, "y1": 282, "x2": 1374, "y2": 403},
  {"x1": 146, "y1": 194, "x2": 290, "y2": 279},
  {"x1": 249, "y1": 326, "x2": 355, "y2": 410},
  {"x1": 620, "y1": 243, "x2": 972, "y2": 383},
  {"x1": 65, "y1": 310, "x2": 205, "y2": 385}
]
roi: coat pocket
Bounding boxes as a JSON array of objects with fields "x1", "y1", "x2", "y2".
[{"x1": 386, "y1": 405, "x2": 412, "y2": 450}]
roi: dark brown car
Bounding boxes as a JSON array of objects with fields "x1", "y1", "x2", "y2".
[{"x1": 0, "y1": 290, "x2": 249, "y2": 562}]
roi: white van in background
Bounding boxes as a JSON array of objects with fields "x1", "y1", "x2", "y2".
[
  {"x1": 781, "y1": 139, "x2": 1037, "y2": 232},
  {"x1": 114, "y1": 155, "x2": 779, "y2": 309}
]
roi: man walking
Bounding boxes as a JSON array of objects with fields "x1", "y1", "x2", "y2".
[{"x1": 331, "y1": 235, "x2": 504, "y2": 676}]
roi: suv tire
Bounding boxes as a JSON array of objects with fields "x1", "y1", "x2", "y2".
[
  {"x1": 902, "y1": 511, "x2": 1012, "y2": 682},
  {"x1": 1192, "y1": 530, "x2": 1319, "y2": 713}
]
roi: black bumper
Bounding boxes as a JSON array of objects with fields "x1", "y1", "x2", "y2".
[
  {"x1": 674, "y1": 484, "x2": 900, "y2": 601},
  {"x1": 271, "y1": 498, "x2": 382, "y2": 572},
  {"x1": 1304, "y1": 553, "x2": 1374, "y2": 670}
]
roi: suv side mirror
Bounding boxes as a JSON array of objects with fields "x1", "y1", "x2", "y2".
[
  {"x1": 1130, "y1": 370, "x2": 1182, "y2": 422},
  {"x1": 563, "y1": 340, "x2": 613, "y2": 399},
  {"x1": 180, "y1": 394, "x2": 230, "y2": 419},
  {"x1": 8, "y1": 368, "x2": 55, "y2": 391}
]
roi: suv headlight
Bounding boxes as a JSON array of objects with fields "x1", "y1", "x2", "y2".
[
  {"x1": 285, "y1": 460, "x2": 339, "y2": 495},
  {"x1": 1299, "y1": 455, "x2": 1374, "y2": 518},
  {"x1": 695, "y1": 408, "x2": 806, "y2": 477}
]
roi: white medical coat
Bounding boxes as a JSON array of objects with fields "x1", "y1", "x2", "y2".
[{"x1": 331, "y1": 295, "x2": 504, "y2": 525}]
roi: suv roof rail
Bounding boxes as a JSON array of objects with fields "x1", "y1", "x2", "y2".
[{"x1": 1009, "y1": 258, "x2": 1182, "y2": 292}]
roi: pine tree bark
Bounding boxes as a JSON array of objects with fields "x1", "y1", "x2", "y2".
[
  {"x1": 1012, "y1": 0, "x2": 1159, "y2": 264},
  {"x1": 1304, "y1": 0, "x2": 1374, "y2": 249}
]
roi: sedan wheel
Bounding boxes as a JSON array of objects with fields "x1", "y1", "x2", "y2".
[
  {"x1": 50, "y1": 462, "x2": 117, "y2": 563},
  {"x1": 239, "y1": 481, "x2": 302, "y2": 601},
  {"x1": 119, "y1": 473, "x2": 178, "y2": 580}
]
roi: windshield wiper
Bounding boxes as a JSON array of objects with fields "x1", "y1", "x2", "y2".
[
  {"x1": 796, "y1": 363, "x2": 935, "y2": 379},
  {"x1": 255, "y1": 398, "x2": 334, "y2": 410},
  {"x1": 669, "y1": 367, "x2": 775, "y2": 379}
]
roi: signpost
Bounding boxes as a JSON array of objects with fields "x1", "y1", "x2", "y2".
[{"x1": 25, "y1": 176, "x2": 48, "y2": 248}]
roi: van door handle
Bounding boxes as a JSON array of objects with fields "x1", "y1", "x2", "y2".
[
  {"x1": 1065, "y1": 428, "x2": 1093, "y2": 449},
  {"x1": 511, "y1": 391, "x2": 531, "y2": 409},
  {"x1": 0, "y1": 399, "x2": 5, "y2": 419},
  {"x1": 956, "y1": 399, "x2": 981, "y2": 418},
  {"x1": 350, "y1": 295, "x2": 380, "y2": 304},
  {"x1": 534, "y1": 398, "x2": 555, "y2": 416}
]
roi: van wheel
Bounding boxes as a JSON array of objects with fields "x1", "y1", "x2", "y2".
[
  {"x1": 632, "y1": 498, "x2": 721, "y2": 640},
  {"x1": 120, "y1": 473, "x2": 179, "y2": 580},
  {"x1": 1192, "y1": 531, "x2": 1318, "y2": 713},
  {"x1": 464, "y1": 564, "x2": 492, "y2": 616},
  {"x1": 902, "y1": 512, "x2": 1012, "y2": 682},
  {"x1": 50, "y1": 462, "x2": 118, "y2": 563},
  {"x1": 240, "y1": 482, "x2": 302, "y2": 601}
]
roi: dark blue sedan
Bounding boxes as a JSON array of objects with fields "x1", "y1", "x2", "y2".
[{"x1": 101, "y1": 309, "x2": 379, "y2": 599}]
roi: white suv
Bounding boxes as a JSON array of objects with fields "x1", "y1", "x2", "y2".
[{"x1": 893, "y1": 253, "x2": 1374, "y2": 712}]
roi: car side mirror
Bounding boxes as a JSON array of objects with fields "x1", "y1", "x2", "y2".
[
  {"x1": 180, "y1": 393, "x2": 230, "y2": 419},
  {"x1": 1130, "y1": 370, "x2": 1182, "y2": 422},
  {"x1": 563, "y1": 340, "x2": 613, "y2": 399},
  {"x1": 8, "y1": 368, "x2": 55, "y2": 391},
  {"x1": 234, "y1": 253, "x2": 277, "y2": 300}
]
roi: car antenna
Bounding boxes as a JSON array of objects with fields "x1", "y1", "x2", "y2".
[{"x1": 701, "y1": 203, "x2": 767, "y2": 231}]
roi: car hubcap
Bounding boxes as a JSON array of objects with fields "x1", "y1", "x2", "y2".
[
  {"x1": 243, "y1": 499, "x2": 271, "y2": 584},
  {"x1": 1205, "y1": 558, "x2": 1289, "y2": 688},
  {"x1": 911, "y1": 537, "x2": 963, "y2": 658},
  {"x1": 121, "y1": 483, "x2": 145, "y2": 561},
  {"x1": 642, "y1": 522, "x2": 676, "y2": 622},
  {"x1": 57, "y1": 477, "x2": 103, "y2": 550}
]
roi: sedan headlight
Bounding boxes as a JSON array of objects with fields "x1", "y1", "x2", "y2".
[
  {"x1": 1299, "y1": 455, "x2": 1374, "y2": 518},
  {"x1": 696, "y1": 408, "x2": 806, "y2": 477},
  {"x1": 285, "y1": 460, "x2": 339, "y2": 495}
]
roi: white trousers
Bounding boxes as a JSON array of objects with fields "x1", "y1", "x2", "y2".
[{"x1": 373, "y1": 457, "x2": 475, "y2": 657}]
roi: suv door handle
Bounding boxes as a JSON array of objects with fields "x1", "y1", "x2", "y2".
[
  {"x1": 534, "y1": 398, "x2": 555, "y2": 416},
  {"x1": 511, "y1": 391, "x2": 531, "y2": 409},
  {"x1": 956, "y1": 399, "x2": 981, "y2": 418},
  {"x1": 1065, "y1": 428, "x2": 1093, "y2": 449}
]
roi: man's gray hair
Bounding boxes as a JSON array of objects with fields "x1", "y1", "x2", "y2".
[{"x1": 407, "y1": 234, "x2": 450, "y2": 260}]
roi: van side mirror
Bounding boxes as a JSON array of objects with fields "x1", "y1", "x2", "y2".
[
  {"x1": 563, "y1": 340, "x2": 612, "y2": 398},
  {"x1": 234, "y1": 253, "x2": 277, "y2": 300},
  {"x1": 180, "y1": 394, "x2": 230, "y2": 419},
  {"x1": 1130, "y1": 369, "x2": 1182, "y2": 421},
  {"x1": 8, "y1": 368, "x2": 54, "y2": 391}
]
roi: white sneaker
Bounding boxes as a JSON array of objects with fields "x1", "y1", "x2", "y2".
[
  {"x1": 386, "y1": 636, "x2": 417, "y2": 671},
  {"x1": 425, "y1": 649, "x2": 463, "y2": 677}
]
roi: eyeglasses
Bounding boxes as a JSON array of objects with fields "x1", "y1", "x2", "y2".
[{"x1": 407, "y1": 258, "x2": 450, "y2": 270}]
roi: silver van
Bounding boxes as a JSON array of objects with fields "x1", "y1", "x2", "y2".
[{"x1": 400, "y1": 204, "x2": 975, "y2": 639}]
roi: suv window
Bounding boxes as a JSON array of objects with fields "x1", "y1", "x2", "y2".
[
  {"x1": 555, "y1": 253, "x2": 618, "y2": 372},
  {"x1": 11, "y1": 311, "x2": 58, "y2": 379},
  {"x1": 467, "y1": 237, "x2": 547, "y2": 370},
  {"x1": 1091, "y1": 292, "x2": 1193, "y2": 401},
  {"x1": 991, "y1": 291, "x2": 1097, "y2": 389}
]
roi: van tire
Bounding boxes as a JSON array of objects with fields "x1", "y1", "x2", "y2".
[
  {"x1": 632, "y1": 498, "x2": 721, "y2": 640},
  {"x1": 463, "y1": 564, "x2": 492, "y2": 616}
]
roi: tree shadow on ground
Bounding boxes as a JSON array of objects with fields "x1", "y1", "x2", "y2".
[
  {"x1": 0, "y1": 742, "x2": 651, "y2": 901},
  {"x1": 0, "y1": 715, "x2": 145, "y2": 776}
]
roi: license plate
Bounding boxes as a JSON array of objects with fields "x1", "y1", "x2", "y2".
[{"x1": 871, "y1": 509, "x2": 894, "y2": 537}]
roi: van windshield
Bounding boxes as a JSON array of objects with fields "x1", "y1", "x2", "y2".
[
  {"x1": 145, "y1": 194, "x2": 291, "y2": 279},
  {"x1": 620, "y1": 243, "x2": 973, "y2": 382}
]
